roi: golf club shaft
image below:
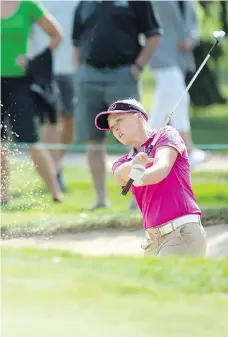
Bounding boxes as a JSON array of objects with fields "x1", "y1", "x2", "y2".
[{"x1": 121, "y1": 37, "x2": 221, "y2": 196}]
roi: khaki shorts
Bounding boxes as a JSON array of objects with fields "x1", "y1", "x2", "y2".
[
  {"x1": 75, "y1": 64, "x2": 139, "y2": 142},
  {"x1": 143, "y1": 221, "x2": 207, "y2": 257}
]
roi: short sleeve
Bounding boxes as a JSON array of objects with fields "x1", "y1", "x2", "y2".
[
  {"x1": 72, "y1": 2, "x2": 82, "y2": 46},
  {"x1": 112, "y1": 155, "x2": 129, "y2": 175},
  {"x1": 130, "y1": 1, "x2": 163, "y2": 37},
  {"x1": 29, "y1": 0, "x2": 46, "y2": 22},
  {"x1": 154, "y1": 126, "x2": 185, "y2": 156}
]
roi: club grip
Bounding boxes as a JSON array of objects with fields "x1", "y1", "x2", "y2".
[
  {"x1": 121, "y1": 178, "x2": 134, "y2": 195},
  {"x1": 121, "y1": 144, "x2": 154, "y2": 196}
]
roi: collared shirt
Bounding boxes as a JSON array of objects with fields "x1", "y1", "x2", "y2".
[
  {"x1": 72, "y1": 1, "x2": 163, "y2": 68},
  {"x1": 112, "y1": 126, "x2": 202, "y2": 228}
]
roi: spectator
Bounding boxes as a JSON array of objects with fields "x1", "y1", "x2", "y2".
[
  {"x1": 72, "y1": 0, "x2": 162, "y2": 210},
  {"x1": 1, "y1": 0, "x2": 63, "y2": 205},
  {"x1": 29, "y1": 0, "x2": 79, "y2": 192},
  {"x1": 149, "y1": 0, "x2": 208, "y2": 167}
]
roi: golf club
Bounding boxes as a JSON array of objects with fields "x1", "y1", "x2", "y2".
[{"x1": 121, "y1": 30, "x2": 226, "y2": 196}]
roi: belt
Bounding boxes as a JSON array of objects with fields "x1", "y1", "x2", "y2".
[
  {"x1": 85, "y1": 61, "x2": 130, "y2": 70},
  {"x1": 146, "y1": 214, "x2": 200, "y2": 237}
]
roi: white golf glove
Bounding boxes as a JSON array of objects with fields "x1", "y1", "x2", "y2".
[{"x1": 129, "y1": 163, "x2": 146, "y2": 187}]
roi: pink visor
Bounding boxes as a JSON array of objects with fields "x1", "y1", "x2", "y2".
[{"x1": 95, "y1": 101, "x2": 148, "y2": 130}]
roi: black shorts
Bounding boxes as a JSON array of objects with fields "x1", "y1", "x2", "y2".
[
  {"x1": 1, "y1": 76, "x2": 38, "y2": 143},
  {"x1": 33, "y1": 81, "x2": 58, "y2": 125},
  {"x1": 37, "y1": 74, "x2": 75, "y2": 125}
]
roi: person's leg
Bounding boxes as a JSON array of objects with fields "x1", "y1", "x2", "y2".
[
  {"x1": 149, "y1": 68, "x2": 173, "y2": 129},
  {"x1": 59, "y1": 114, "x2": 74, "y2": 157},
  {"x1": 40, "y1": 122, "x2": 61, "y2": 169},
  {"x1": 150, "y1": 67, "x2": 208, "y2": 166},
  {"x1": 87, "y1": 139, "x2": 107, "y2": 208},
  {"x1": 29, "y1": 146, "x2": 61, "y2": 200},
  {"x1": 166, "y1": 68, "x2": 209, "y2": 165},
  {"x1": 10, "y1": 77, "x2": 62, "y2": 201},
  {"x1": 104, "y1": 66, "x2": 140, "y2": 210},
  {"x1": 52, "y1": 74, "x2": 76, "y2": 192},
  {"x1": 157, "y1": 222, "x2": 207, "y2": 257},
  {"x1": 75, "y1": 65, "x2": 107, "y2": 208},
  {"x1": 149, "y1": 67, "x2": 193, "y2": 151},
  {"x1": 55, "y1": 74, "x2": 76, "y2": 161},
  {"x1": 39, "y1": 80, "x2": 61, "y2": 172},
  {"x1": 167, "y1": 68, "x2": 194, "y2": 154}
]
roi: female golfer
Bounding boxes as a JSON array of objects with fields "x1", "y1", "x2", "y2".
[{"x1": 95, "y1": 99, "x2": 207, "y2": 257}]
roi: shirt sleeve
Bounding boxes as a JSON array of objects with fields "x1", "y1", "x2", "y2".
[
  {"x1": 130, "y1": 0, "x2": 163, "y2": 37},
  {"x1": 112, "y1": 155, "x2": 129, "y2": 175},
  {"x1": 153, "y1": 126, "x2": 185, "y2": 156},
  {"x1": 29, "y1": 0, "x2": 46, "y2": 22},
  {"x1": 72, "y1": 2, "x2": 83, "y2": 46}
]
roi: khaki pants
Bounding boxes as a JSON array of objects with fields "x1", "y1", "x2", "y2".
[{"x1": 143, "y1": 221, "x2": 207, "y2": 257}]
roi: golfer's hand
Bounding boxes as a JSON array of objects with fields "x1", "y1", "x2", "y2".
[
  {"x1": 133, "y1": 153, "x2": 154, "y2": 167},
  {"x1": 129, "y1": 153, "x2": 154, "y2": 186}
]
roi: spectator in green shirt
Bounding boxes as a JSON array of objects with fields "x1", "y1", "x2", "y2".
[{"x1": 1, "y1": 0, "x2": 63, "y2": 205}]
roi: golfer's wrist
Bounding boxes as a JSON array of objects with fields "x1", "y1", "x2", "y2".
[{"x1": 120, "y1": 161, "x2": 134, "y2": 182}]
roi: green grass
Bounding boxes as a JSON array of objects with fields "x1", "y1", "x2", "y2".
[
  {"x1": 1, "y1": 163, "x2": 228, "y2": 234},
  {"x1": 2, "y1": 247, "x2": 228, "y2": 337}
]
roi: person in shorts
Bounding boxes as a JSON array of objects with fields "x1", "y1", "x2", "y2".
[
  {"x1": 29, "y1": 1, "x2": 79, "y2": 191},
  {"x1": 1, "y1": 0, "x2": 63, "y2": 205},
  {"x1": 72, "y1": 1, "x2": 162, "y2": 210},
  {"x1": 95, "y1": 98, "x2": 207, "y2": 257},
  {"x1": 148, "y1": 1, "x2": 208, "y2": 167}
]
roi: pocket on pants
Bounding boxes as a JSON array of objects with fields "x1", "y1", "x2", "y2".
[
  {"x1": 180, "y1": 223, "x2": 197, "y2": 245},
  {"x1": 180, "y1": 222, "x2": 206, "y2": 244},
  {"x1": 179, "y1": 222, "x2": 207, "y2": 256}
]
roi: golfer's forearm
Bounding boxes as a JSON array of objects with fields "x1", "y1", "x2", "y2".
[
  {"x1": 135, "y1": 35, "x2": 160, "y2": 66},
  {"x1": 142, "y1": 164, "x2": 169, "y2": 185},
  {"x1": 118, "y1": 161, "x2": 133, "y2": 182}
]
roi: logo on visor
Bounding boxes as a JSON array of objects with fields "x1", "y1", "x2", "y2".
[{"x1": 108, "y1": 103, "x2": 117, "y2": 111}]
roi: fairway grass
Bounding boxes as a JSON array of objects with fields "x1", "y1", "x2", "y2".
[{"x1": 2, "y1": 248, "x2": 228, "y2": 337}]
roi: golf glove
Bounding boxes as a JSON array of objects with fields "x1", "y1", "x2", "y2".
[{"x1": 129, "y1": 164, "x2": 146, "y2": 186}]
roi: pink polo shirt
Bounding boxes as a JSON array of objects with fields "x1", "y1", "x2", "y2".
[{"x1": 112, "y1": 126, "x2": 202, "y2": 229}]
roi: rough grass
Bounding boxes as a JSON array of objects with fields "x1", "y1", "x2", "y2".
[{"x1": 2, "y1": 247, "x2": 228, "y2": 337}]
